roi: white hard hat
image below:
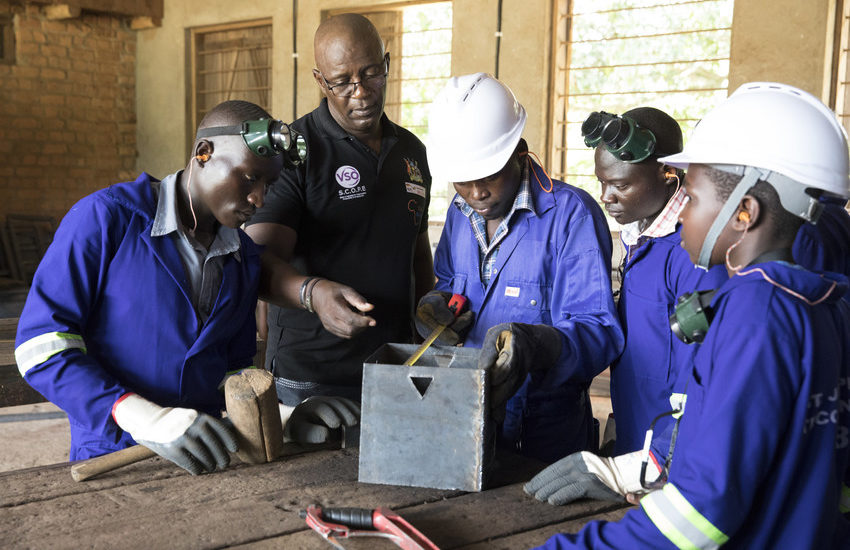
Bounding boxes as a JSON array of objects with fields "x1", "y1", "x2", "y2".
[
  {"x1": 426, "y1": 73, "x2": 527, "y2": 182},
  {"x1": 661, "y1": 82, "x2": 850, "y2": 199}
]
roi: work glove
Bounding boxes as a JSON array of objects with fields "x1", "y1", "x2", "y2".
[
  {"x1": 280, "y1": 396, "x2": 360, "y2": 444},
  {"x1": 414, "y1": 290, "x2": 474, "y2": 345},
  {"x1": 478, "y1": 323, "x2": 562, "y2": 418},
  {"x1": 524, "y1": 450, "x2": 662, "y2": 505},
  {"x1": 112, "y1": 393, "x2": 238, "y2": 475}
]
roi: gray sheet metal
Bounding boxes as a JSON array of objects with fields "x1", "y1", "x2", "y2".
[{"x1": 358, "y1": 343, "x2": 494, "y2": 492}]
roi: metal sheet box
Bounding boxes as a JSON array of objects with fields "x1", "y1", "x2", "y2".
[{"x1": 358, "y1": 343, "x2": 493, "y2": 492}]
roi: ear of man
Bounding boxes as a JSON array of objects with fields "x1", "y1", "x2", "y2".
[{"x1": 193, "y1": 140, "x2": 214, "y2": 164}]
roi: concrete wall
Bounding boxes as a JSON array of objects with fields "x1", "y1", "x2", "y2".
[
  {"x1": 728, "y1": 0, "x2": 837, "y2": 101},
  {"x1": 135, "y1": 0, "x2": 292, "y2": 179},
  {"x1": 0, "y1": 2, "x2": 137, "y2": 222},
  {"x1": 450, "y1": 0, "x2": 551, "y2": 160}
]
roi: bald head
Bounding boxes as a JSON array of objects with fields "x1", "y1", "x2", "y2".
[
  {"x1": 314, "y1": 13, "x2": 384, "y2": 69},
  {"x1": 622, "y1": 107, "x2": 683, "y2": 158}
]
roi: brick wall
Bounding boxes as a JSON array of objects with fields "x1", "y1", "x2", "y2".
[{"x1": 0, "y1": 2, "x2": 136, "y2": 224}]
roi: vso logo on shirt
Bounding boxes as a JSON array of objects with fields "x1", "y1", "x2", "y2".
[
  {"x1": 335, "y1": 165, "x2": 367, "y2": 200},
  {"x1": 335, "y1": 165, "x2": 360, "y2": 188}
]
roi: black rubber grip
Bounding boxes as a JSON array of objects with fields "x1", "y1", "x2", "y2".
[{"x1": 322, "y1": 507, "x2": 374, "y2": 529}]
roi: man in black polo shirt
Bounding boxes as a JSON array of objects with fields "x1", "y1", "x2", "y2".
[{"x1": 246, "y1": 13, "x2": 433, "y2": 443}]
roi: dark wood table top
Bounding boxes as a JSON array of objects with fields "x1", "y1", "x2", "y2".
[{"x1": 0, "y1": 445, "x2": 629, "y2": 549}]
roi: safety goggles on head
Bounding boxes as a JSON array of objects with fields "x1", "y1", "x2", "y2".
[
  {"x1": 196, "y1": 118, "x2": 308, "y2": 169},
  {"x1": 582, "y1": 111, "x2": 657, "y2": 163}
]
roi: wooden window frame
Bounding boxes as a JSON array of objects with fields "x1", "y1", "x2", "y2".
[{"x1": 187, "y1": 18, "x2": 273, "y2": 155}]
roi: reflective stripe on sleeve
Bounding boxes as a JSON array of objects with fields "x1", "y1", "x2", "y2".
[
  {"x1": 641, "y1": 483, "x2": 729, "y2": 550},
  {"x1": 840, "y1": 484, "x2": 850, "y2": 514},
  {"x1": 15, "y1": 332, "x2": 86, "y2": 376}
]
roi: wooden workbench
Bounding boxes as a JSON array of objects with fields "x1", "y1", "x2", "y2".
[{"x1": 0, "y1": 445, "x2": 629, "y2": 549}]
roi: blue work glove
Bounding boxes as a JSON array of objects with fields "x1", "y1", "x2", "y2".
[
  {"x1": 112, "y1": 393, "x2": 238, "y2": 475},
  {"x1": 524, "y1": 450, "x2": 659, "y2": 505},
  {"x1": 281, "y1": 396, "x2": 360, "y2": 444},
  {"x1": 478, "y1": 322, "x2": 562, "y2": 416},
  {"x1": 414, "y1": 290, "x2": 474, "y2": 345}
]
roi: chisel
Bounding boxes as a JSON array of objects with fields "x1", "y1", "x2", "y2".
[{"x1": 403, "y1": 293, "x2": 467, "y2": 366}]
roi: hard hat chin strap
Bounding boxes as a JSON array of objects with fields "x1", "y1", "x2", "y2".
[
  {"x1": 696, "y1": 165, "x2": 825, "y2": 269},
  {"x1": 696, "y1": 166, "x2": 761, "y2": 269}
]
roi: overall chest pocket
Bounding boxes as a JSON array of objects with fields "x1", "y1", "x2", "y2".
[
  {"x1": 501, "y1": 280, "x2": 552, "y2": 324},
  {"x1": 620, "y1": 286, "x2": 673, "y2": 382}
]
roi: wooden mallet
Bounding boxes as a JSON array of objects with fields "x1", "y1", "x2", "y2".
[{"x1": 70, "y1": 369, "x2": 283, "y2": 481}]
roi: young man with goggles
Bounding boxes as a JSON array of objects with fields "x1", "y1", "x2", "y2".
[
  {"x1": 588, "y1": 107, "x2": 728, "y2": 457},
  {"x1": 15, "y1": 100, "x2": 300, "y2": 474}
]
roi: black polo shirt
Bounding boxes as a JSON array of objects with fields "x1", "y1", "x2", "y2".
[{"x1": 248, "y1": 99, "x2": 431, "y2": 402}]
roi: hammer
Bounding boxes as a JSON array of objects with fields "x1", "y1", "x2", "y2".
[{"x1": 70, "y1": 369, "x2": 284, "y2": 481}]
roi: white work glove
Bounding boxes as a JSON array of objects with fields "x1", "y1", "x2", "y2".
[
  {"x1": 278, "y1": 396, "x2": 360, "y2": 444},
  {"x1": 524, "y1": 450, "x2": 662, "y2": 505},
  {"x1": 112, "y1": 393, "x2": 238, "y2": 475}
]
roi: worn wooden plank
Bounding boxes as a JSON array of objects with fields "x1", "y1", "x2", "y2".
[
  {"x1": 232, "y1": 475, "x2": 629, "y2": 549},
  {"x1": 0, "y1": 363, "x2": 46, "y2": 407},
  {"x1": 455, "y1": 506, "x2": 632, "y2": 549},
  {"x1": 2, "y1": 450, "x2": 460, "y2": 550},
  {"x1": 0, "y1": 317, "x2": 19, "y2": 339},
  {"x1": 0, "y1": 442, "x2": 345, "y2": 506},
  {"x1": 1, "y1": 447, "x2": 622, "y2": 549}
]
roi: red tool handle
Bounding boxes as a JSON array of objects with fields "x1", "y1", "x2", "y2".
[
  {"x1": 301, "y1": 505, "x2": 441, "y2": 550},
  {"x1": 447, "y1": 293, "x2": 467, "y2": 317}
]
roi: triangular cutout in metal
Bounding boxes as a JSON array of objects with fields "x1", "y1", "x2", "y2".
[{"x1": 409, "y1": 375, "x2": 433, "y2": 398}]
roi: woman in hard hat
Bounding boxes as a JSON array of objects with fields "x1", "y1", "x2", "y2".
[
  {"x1": 416, "y1": 73, "x2": 624, "y2": 463},
  {"x1": 529, "y1": 82, "x2": 850, "y2": 549}
]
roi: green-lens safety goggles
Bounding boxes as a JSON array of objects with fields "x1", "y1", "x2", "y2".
[
  {"x1": 196, "y1": 118, "x2": 307, "y2": 168},
  {"x1": 669, "y1": 289, "x2": 717, "y2": 344},
  {"x1": 581, "y1": 111, "x2": 656, "y2": 163}
]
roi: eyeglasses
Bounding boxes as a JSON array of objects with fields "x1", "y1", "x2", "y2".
[{"x1": 318, "y1": 54, "x2": 389, "y2": 97}]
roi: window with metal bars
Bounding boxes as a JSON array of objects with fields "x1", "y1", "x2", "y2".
[
  {"x1": 548, "y1": 0, "x2": 734, "y2": 200},
  {"x1": 189, "y1": 20, "x2": 272, "y2": 142},
  {"x1": 328, "y1": 2, "x2": 453, "y2": 224}
]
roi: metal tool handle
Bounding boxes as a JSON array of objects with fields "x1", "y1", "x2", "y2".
[{"x1": 321, "y1": 507, "x2": 374, "y2": 530}]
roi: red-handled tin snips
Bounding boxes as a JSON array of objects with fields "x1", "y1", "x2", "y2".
[{"x1": 300, "y1": 505, "x2": 440, "y2": 550}]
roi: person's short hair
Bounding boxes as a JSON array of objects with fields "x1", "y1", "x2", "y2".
[
  {"x1": 198, "y1": 100, "x2": 271, "y2": 131},
  {"x1": 704, "y1": 165, "x2": 804, "y2": 244},
  {"x1": 623, "y1": 107, "x2": 683, "y2": 158}
]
